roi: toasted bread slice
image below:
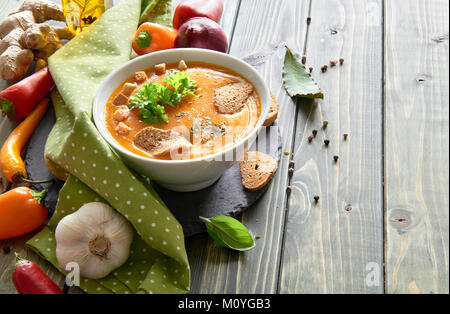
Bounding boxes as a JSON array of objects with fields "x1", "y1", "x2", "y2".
[
  {"x1": 263, "y1": 91, "x2": 279, "y2": 126},
  {"x1": 134, "y1": 127, "x2": 192, "y2": 158},
  {"x1": 240, "y1": 151, "x2": 278, "y2": 191},
  {"x1": 214, "y1": 82, "x2": 254, "y2": 114}
]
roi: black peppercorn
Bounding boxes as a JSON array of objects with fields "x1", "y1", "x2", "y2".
[{"x1": 324, "y1": 139, "x2": 330, "y2": 146}]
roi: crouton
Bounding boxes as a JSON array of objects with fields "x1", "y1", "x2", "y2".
[
  {"x1": 134, "y1": 71, "x2": 147, "y2": 83},
  {"x1": 263, "y1": 91, "x2": 279, "y2": 126},
  {"x1": 134, "y1": 127, "x2": 192, "y2": 157},
  {"x1": 113, "y1": 93, "x2": 129, "y2": 106},
  {"x1": 178, "y1": 60, "x2": 188, "y2": 71},
  {"x1": 115, "y1": 122, "x2": 131, "y2": 136},
  {"x1": 113, "y1": 106, "x2": 130, "y2": 122},
  {"x1": 239, "y1": 151, "x2": 278, "y2": 191},
  {"x1": 154, "y1": 63, "x2": 166, "y2": 75},
  {"x1": 214, "y1": 82, "x2": 254, "y2": 114},
  {"x1": 121, "y1": 83, "x2": 137, "y2": 96}
]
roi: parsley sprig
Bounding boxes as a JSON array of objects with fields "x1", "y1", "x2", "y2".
[{"x1": 128, "y1": 71, "x2": 197, "y2": 125}]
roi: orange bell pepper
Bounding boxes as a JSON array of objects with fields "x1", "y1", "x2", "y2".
[
  {"x1": 132, "y1": 22, "x2": 177, "y2": 55},
  {"x1": 0, "y1": 187, "x2": 48, "y2": 240}
]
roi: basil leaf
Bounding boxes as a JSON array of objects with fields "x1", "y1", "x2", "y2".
[
  {"x1": 283, "y1": 46, "x2": 324, "y2": 99},
  {"x1": 199, "y1": 216, "x2": 255, "y2": 252}
]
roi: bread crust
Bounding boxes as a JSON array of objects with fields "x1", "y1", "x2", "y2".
[
  {"x1": 240, "y1": 151, "x2": 278, "y2": 191},
  {"x1": 263, "y1": 91, "x2": 279, "y2": 126}
]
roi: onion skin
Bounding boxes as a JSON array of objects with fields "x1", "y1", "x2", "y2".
[
  {"x1": 173, "y1": 0, "x2": 223, "y2": 29},
  {"x1": 175, "y1": 17, "x2": 228, "y2": 53}
]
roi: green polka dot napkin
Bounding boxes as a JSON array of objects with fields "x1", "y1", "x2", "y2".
[{"x1": 27, "y1": 0, "x2": 190, "y2": 294}]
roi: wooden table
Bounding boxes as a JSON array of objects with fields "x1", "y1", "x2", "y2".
[{"x1": 1, "y1": 0, "x2": 448, "y2": 294}]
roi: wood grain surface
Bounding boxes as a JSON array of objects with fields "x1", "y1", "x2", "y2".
[
  {"x1": 384, "y1": 0, "x2": 449, "y2": 294},
  {"x1": 280, "y1": 0, "x2": 384, "y2": 294},
  {"x1": 186, "y1": 0, "x2": 310, "y2": 294}
]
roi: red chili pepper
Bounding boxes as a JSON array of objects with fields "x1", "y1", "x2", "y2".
[
  {"x1": 12, "y1": 254, "x2": 64, "y2": 294},
  {"x1": 0, "y1": 67, "x2": 54, "y2": 121}
]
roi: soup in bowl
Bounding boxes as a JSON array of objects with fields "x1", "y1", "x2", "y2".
[{"x1": 93, "y1": 49, "x2": 270, "y2": 192}]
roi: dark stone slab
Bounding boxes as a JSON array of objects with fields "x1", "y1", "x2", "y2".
[{"x1": 25, "y1": 107, "x2": 282, "y2": 237}]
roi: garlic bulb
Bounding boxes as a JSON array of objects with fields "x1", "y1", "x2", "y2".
[{"x1": 55, "y1": 202, "x2": 134, "y2": 279}]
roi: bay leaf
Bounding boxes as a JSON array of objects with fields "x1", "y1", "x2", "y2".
[{"x1": 283, "y1": 46, "x2": 324, "y2": 99}]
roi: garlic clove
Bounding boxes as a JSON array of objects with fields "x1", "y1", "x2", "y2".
[{"x1": 55, "y1": 202, "x2": 134, "y2": 280}]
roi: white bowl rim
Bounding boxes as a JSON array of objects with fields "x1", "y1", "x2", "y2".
[{"x1": 93, "y1": 48, "x2": 270, "y2": 165}]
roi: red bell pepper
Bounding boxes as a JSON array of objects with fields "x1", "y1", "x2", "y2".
[
  {"x1": 0, "y1": 67, "x2": 54, "y2": 121},
  {"x1": 12, "y1": 254, "x2": 64, "y2": 294},
  {"x1": 173, "y1": 0, "x2": 224, "y2": 29}
]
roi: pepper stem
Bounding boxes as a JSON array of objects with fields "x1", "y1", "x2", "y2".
[
  {"x1": 20, "y1": 177, "x2": 54, "y2": 185},
  {"x1": 14, "y1": 253, "x2": 30, "y2": 268},
  {"x1": 0, "y1": 97, "x2": 16, "y2": 118},
  {"x1": 30, "y1": 190, "x2": 48, "y2": 206},
  {"x1": 12, "y1": 173, "x2": 54, "y2": 185}
]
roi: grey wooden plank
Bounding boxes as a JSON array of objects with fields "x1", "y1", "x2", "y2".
[
  {"x1": 186, "y1": 0, "x2": 310, "y2": 294},
  {"x1": 279, "y1": 0, "x2": 384, "y2": 293},
  {"x1": 384, "y1": 0, "x2": 449, "y2": 294}
]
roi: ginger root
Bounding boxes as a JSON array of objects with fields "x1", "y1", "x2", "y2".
[{"x1": 0, "y1": 0, "x2": 74, "y2": 81}]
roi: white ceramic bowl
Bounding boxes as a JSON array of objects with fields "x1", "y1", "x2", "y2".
[{"x1": 93, "y1": 48, "x2": 270, "y2": 192}]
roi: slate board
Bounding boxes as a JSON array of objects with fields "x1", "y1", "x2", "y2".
[{"x1": 25, "y1": 106, "x2": 282, "y2": 237}]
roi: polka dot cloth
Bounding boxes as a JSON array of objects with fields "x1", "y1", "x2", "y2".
[{"x1": 27, "y1": 0, "x2": 189, "y2": 294}]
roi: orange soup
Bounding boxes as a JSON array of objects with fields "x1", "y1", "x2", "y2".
[{"x1": 105, "y1": 61, "x2": 261, "y2": 160}]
